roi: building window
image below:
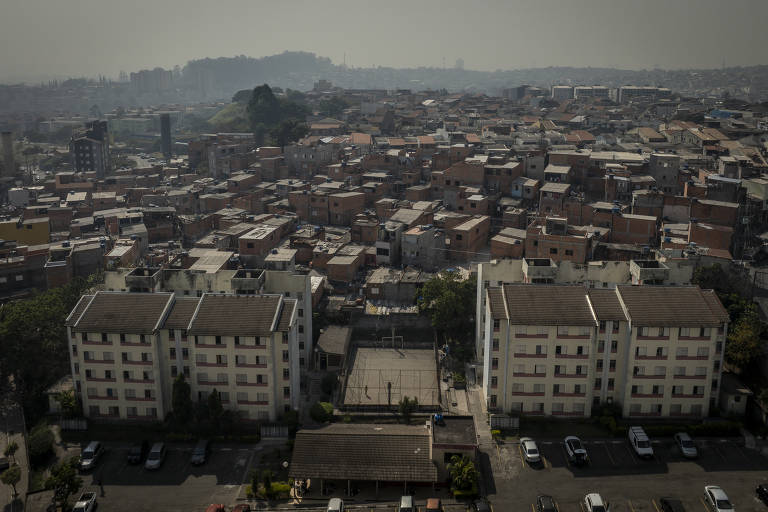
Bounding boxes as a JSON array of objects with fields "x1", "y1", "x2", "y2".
[
  {"x1": 215, "y1": 336, "x2": 222, "y2": 345},
  {"x1": 491, "y1": 358, "x2": 499, "y2": 370},
  {"x1": 492, "y1": 339, "x2": 499, "y2": 351},
  {"x1": 282, "y1": 350, "x2": 289, "y2": 362},
  {"x1": 550, "y1": 248, "x2": 558, "y2": 255},
  {"x1": 491, "y1": 376, "x2": 498, "y2": 387},
  {"x1": 283, "y1": 368, "x2": 290, "y2": 379}
]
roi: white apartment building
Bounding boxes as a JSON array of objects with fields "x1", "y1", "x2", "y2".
[
  {"x1": 104, "y1": 267, "x2": 313, "y2": 370},
  {"x1": 66, "y1": 291, "x2": 300, "y2": 422},
  {"x1": 474, "y1": 257, "x2": 696, "y2": 371},
  {"x1": 483, "y1": 284, "x2": 728, "y2": 418}
]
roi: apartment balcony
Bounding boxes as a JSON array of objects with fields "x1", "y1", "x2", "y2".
[
  {"x1": 87, "y1": 394, "x2": 118, "y2": 401},
  {"x1": 632, "y1": 374, "x2": 666, "y2": 380},
  {"x1": 671, "y1": 393, "x2": 705, "y2": 399},
  {"x1": 83, "y1": 358, "x2": 114, "y2": 365},
  {"x1": 120, "y1": 341, "x2": 152, "y2": 347},
  {"x1": 553, "y1": 392, "x2": 586, "y2": 397},
  {"x1": 125, "y1": 396, "x2": 156, "y2": 402},
  {"x1": 555, "y1": 354, "x2": 589, "y2": 359},
  {"x1": 553, "y1": 373, "x2": 588, "y2": 379},
  {"x1": 122, "y1": 360, "x2": 153, "y2": 366},
  {"x1": 82, "y1": 340, "x2": 113, "y2": 346},
  {"x1": 631, "y1": 393, "x2": 663, "y2": 399},
  {"x1": 513, "y1": 372, "x2": 547, "y2": 378},
  {"x1": 85, "y1": 376, "x2": 116, "y2": 382},
  {"x1": 236, "y1": 400, "x2": 269, "y2": 406},
  {"x1": 514, "y1": 353, "x2": 547, "y2": 358},
  {"x1": 675, "y1": 356, "x2": 709, "y2": 361},
  {"x1": 196, "y1": 362, "x2": 228, "y2": 367},
  {"x1": 235, "y1": 381, "x2": 268, "y2": 387},
  {"x1": 677, "y1": 336, "x2": 711, "y2": 341},
  {"x1": 197, "y1": 380, "x2": 228, "y2": 386},
  {"x1": 510, "y1": 392, "x2": 545, "y2": 397},
  {"x1": 235, "y1": 363, "x2": 268, "y2": 368},
  {"x1": 673, "y1": 374, "x2": 706, "y2": 380},
  {"x1": 123, "y1": 378, "x2": 155, "y2": 384},
  {"x1": 234, "y1": 344, "x2": 267, "y2": 350},
  {"x1": 635, "y1": 355, "x2": 668, "y2": 360},
  {"x1": 551, "y1": 411, "x2": 585, "y2": 417}
]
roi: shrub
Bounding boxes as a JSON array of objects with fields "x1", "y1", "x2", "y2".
[
  {"x1": 452, "y1": 482, "x2": 478, "y2": 499},
  {"x1": 309, "y1": 402, "x2": 334, "y2": 423},
  {"x1": 245, "y1": 485, "x2": 255, "y2": 499},
  {"x1": 270, "y1": 481, "x2": 291, "y2": 498},
  {"x1": 342, "y1": 415, "x2": 352, "y2": 424},
  {"x1": 321, "y1": 374, "x2": 337, "y2": 396}
]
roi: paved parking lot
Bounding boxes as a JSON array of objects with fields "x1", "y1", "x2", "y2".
[
  {"x1": 496, "y1": 437, "x2": 768, "y2": 512},
  {"x1": 75, "y1": 441, "x2": 258, "y2": 512}
]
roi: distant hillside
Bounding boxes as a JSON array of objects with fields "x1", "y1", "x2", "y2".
[{"x1": 176, "y1": 52, "x2": 768, "y2": 102}]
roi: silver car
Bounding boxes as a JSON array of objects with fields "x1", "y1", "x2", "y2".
[
  {"x1": 520, "y1": 437, "x2": 541, "y2": 463},
  {"x1": 144, "y1": 442, "x2": 166, "y2": 470},
  {"x1": 674, "y1": 432, "x2": 698, "y2": 458}
]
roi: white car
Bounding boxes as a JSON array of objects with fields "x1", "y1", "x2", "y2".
[
  {"x1": 564, "y1": 436, "x2": 588, "y2": 466},
  {"x1": 520, "y1": 437, "x2": 541, "y2": 463},
  {"x1": 704, "y1": 486, "x2": 734, "y2": 512},
  {"x1": 674, "y1": 432, "x2": 698, "y2": 458},
  {"x1": 584, "y1": 493, "x2": 609, "y2": 512}
]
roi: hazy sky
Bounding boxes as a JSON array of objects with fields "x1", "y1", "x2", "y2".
[{"x1": 1, "y1": 0, "x2": 767, "y2": 82}]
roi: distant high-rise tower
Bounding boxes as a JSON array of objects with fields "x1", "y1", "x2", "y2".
[
  {"x1": 1, "y1": 131, "x2": 14, "y2": 177},
  {"x1": 160, "y1": 113, "x2": 172, "y2": 160}
]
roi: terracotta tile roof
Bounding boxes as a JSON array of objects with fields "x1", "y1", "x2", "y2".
[
  {"x1": 289, "y1": 424, "x2": 438, "y2": 482},
  {"x1": 500, "y1": 284, "x2": 595, "y2": 326},
  {"x1": 616, "y1": 285, "x2": 728, "y2": 327},
  {"x1": 70, "y1": 291, "x2": 174, "y2": 334},
  {"x1": 587, "y1": 289, "x2": 626, "y2": 321},
  {"x1": 163, "y1": 297, "x2": 200, "y2": 330},
  {"x1": 188, "y1": 294, "x2": 283, "y2": 336}
]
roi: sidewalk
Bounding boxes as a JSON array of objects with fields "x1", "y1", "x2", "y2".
[{"x1": 0, "y1": 402, "x2": 28, "y2": 512}]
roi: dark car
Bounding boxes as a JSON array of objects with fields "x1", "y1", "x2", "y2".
[
  {"x1": 127, "y1": 440, "x2": 149, "y2": 464},
  {"x1": 659, "y1": 498, "x2": 686, "y2": 512},
  {"x1": 472, "y1": 500, "x2": 491, "y2": 512},
  {"x1": 536, "y1": 495, "x2": 557, "y2": 512},
  {"x1": 0, "y1": 457, "x2": 9, "y2": 471},
  {"x1": 233, "y1": 505, "x2": 251, "y2": 512},
  {"x1": 757, "y1": 484, "x2": 768, "y2": 503},
  {"x1": 190, "y1": 439, "x2": 210, "y2": 466}
]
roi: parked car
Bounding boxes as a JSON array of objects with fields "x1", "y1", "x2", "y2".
[
  {"x1": 399, "y1": 496, "x2": 414, "y2": 512},
  {"x1": 79, "y1": 441, "x2": 104, "y2": 471},
  {"x1": 233, "y1": 505, "x2": 251, "y2": 512},
  {"x1": 144, "y1": 442, "x2": 166, "y2": 470},
  {"x1": 659, "y1": 498, "x2": 686, "y2": 512},
  {"x1": 674, "y1": 432, "x2": 698, "y2": 459},
  {"x1": 564, "y1": 436, "x2": 588, "y2": 466},
  {"x1": 0, "y1": 457, "x2": 9, "y2": 471},
  {"x1": 205, "y1": 505, "x2": 225, "y2": 512},
  {"x1": 72, "y1": 491, "x2": 97, "y2": 512},
  {"x1": 190, "y1": 439, "x2": 210, "y2": 465},
  {"x1": 127, "y1": 440, "x2": 149, "y2": 464},
  {"x1": 584, "y1": 493, "x2": 609, "y2": 512},
  {"x1": 628, "y1": 426, "x2": 654, "y2": 459},
  {"x1": 757, "y1": 484, "x2": 768, "y2": 503},
  {"x1": 472, "y1": 500, "x2": 491, "y2": 512},
  {"x1": 704, "y1": 486, "x2": 734, "y2": 512},
  {"x1": 327, "y1": 498, "x2": 344, "y2": 512},
  {"x1": 536, "y1": 495, "x2": 557, "y2": 512},
  {"x1": 520, "y1": 437, "x2": 541, "y2": 464},
  {"x1": 426, "y1": 498, "x2": 443, "y2": 512}
]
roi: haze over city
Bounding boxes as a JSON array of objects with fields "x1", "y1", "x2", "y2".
[{"x1": 1, "y1": 0, "x2": 768, "y2": 82}]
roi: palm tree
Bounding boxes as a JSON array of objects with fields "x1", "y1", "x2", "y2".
[{"x1": 447, "y1": 455, "x2": 478, "y2": 491}]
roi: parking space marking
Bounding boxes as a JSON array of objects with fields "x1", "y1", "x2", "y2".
[
  {"x1": 623, "y1": 443, "x2": 640, "y2": 464},
  {"x1": 518, "y1": 445, "x2": 526, "y2": 469},
  {"x1": 542, "y1": 456, "x2": 550, "y2": 470},
  {"x1": 651, "y1": 499, "x2": 661, "y2": 512},
  {"x1": 531, "y1": 503, "x2": 536, "y2": 512},
  {"x1": 699, "y1": 497, "x2": 711, "y2": 512},
  {"x1": 628, "y1": 500, "x2": 636, "y2": 512},
  {"x1": 602, "y1": 441, "x2": 617, "y2": 466},
  {"x1": 560, "y1": 443, "x2": 572, "y2": 468}
]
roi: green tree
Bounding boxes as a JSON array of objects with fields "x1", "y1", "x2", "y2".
[
  {"x1": 309, "y1": 401, "x2": 334, "y2": 423},
  {"x1": 317, "y1": 96, "x2": 349, "y2": 118},
  {"x1": 1, "y1": 464, "x2": 21, "y2": 497},
  {"x1": 28, "y1": 423, "x2": 54, "y2": 467},
  {"x1": 171, "y1": 374, "x2": 194, "y2": 426},
  {"x1": 398, "y1": 396, "x2": 419, "y2": 424},
  {"x1": 56, "y1": 390, "x2": 81, "y2": 419},
  {"x1": 3, "y1": 441, "x2": 18, "y2": 464},
  {"x1": 417, "y1": 271, "x2": 477, "y2": 361},
  {"x1": 247, "y1": 84, "x2": 281, "y2": 144},
  {"x1": 447, "y1": 455, "x2": 478, "y2": 491},
  {"x1": 207, "y1": 388, "x2": 224, "y2": 431},
  {"x1": 270, "y1": 119, "x2": 309, "y2": 147},
  {"x1": 45, "y1": 456, "x2": 82, "y2": 510},
  {"x1": 726, "y1": 304, "x2": 764, "y2": 369}
]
